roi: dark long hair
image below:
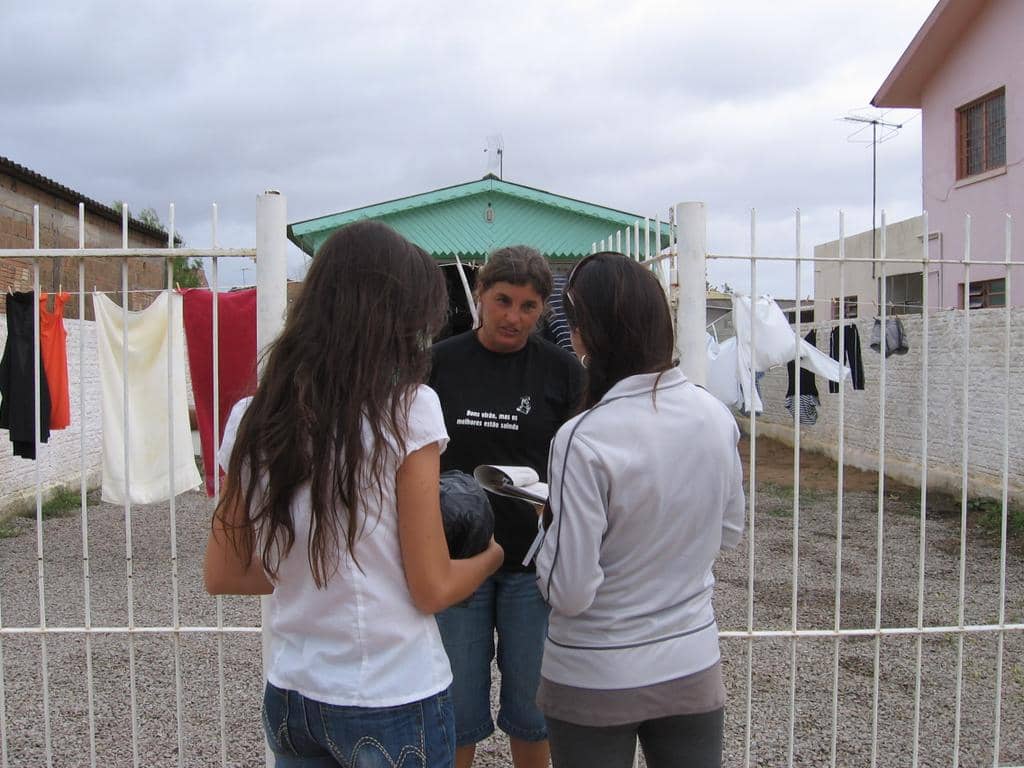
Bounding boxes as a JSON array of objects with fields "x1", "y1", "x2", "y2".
[
  {"x1": 563, "y1": 252, "x2": 675, "y2": 409},
  {"x1": 215, "y1": 220, "x2": 448, "y2": 587}
]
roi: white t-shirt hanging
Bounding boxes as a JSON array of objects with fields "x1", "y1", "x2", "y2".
[
  {"x1": 219, "y1": 385, "x2": 453, "y2": 707},
  {"x1": 93, "y1": 291, "x2": 201, "y2": 504}
]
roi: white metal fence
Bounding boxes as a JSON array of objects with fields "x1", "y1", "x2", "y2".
[
  {"x1": 1, "y1": 196, "x2": 1021, "y2": 767},
  {"x1": 0, "y1": 192, "x2": 286, "y2": 768},
  {"x1": 596, "y1": 202, "x2": 1022, "y2": 768}
]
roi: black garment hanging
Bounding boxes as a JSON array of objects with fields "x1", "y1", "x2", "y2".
[
  {"x1": 828, "y1": 324, "x2": 865, "y2": 393},
  {"x1": 785, "y1": 330, "x2": 820, "y2": 424},
  {"x1": 0, "y1": 291, "x2": 52, "y2": 459}
]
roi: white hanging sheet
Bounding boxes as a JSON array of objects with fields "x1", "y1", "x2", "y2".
[
  {"x1": 705, "y1": 294, "x2": 850, "y2": 413},
  {"x1": 94, "y1": 291, "x2": 202, "y2": 504}
]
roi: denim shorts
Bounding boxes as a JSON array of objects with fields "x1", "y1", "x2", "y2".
[
  {"x1": 435, "y1": 570, "x2": 549, "y2": 746},
  {"x1": 261, "y1": 681, "x2": 455, "y2": 768}
]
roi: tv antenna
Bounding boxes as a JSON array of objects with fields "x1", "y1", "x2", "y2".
[
  {"x1": 485, "y1": 134, "x2": 504, "y2": 180},
  {"x1": 843, "y1": 110, "x2": 908, "y2": 272}
]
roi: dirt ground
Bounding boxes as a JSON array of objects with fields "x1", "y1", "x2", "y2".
[{"x1": 740, "y1": 433, "x2": 900, "y2": 493}]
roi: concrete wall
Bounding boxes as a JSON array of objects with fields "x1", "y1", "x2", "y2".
[
  {"x1": 813, "y1": 215, "x2": 926, "y2": 320},
  {"x1": 920, "y1": 0, "x2": 1023, "y2": 307},
  {"x1": 0, "y1": 316, "x2": 103, "y2": 513},
  {"x1": 744, "y1": 308, "x2": 1024, "y2": 505}
]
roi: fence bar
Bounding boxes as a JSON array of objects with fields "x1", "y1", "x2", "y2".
[
  {"x1": 785, "y1": 211, "x2": 802, "y2": 768},
  {"x1": 870, "y1": 211, "x2": 889, "y2": 768},
  {"x1": 119, "y1": 205, "x2": 141, "y2": 768},
  {"x1": 829, "y1": 211, "x2": 847, "y2": 768},
  {"x1": 675, "y1": 203, "x2": 707, "y2": 386},
  {"x1": 0, "y1": 248, "x2": 255, "y2": 259},
  {"x1": 165, "y1": 204, "x2": 186, "y2": 767},
  {"x1": 78, "y1": 204, "x2": 98, "y2": 768},
  {"x1": 953, "y1": 215, "x2": 971, "y2": 768},
  {"x1": 743, "y1": 208, "x2": 757, "y2": 768},
  {"x1": 911, "y1": 211, "x2": 930, "y2": 768},
  {"x1": 31, "y1": 207, "x2": 55, "y2": 768},
  {"x1": 210, "y1": 204, "x2": 229, "y2": 768},
  {"x1": 4, "y1": 623, "x2": 1019, "y2": 639},
  {"x1": 991, "y1": 216, "x2": 1012, "y2": 767}
]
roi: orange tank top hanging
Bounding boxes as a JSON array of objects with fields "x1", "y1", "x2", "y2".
[{"x1": 39, "y1": 292, "x2": 71, "y2": 429}]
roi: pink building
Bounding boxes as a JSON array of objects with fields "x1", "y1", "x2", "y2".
[{"x1": 873, "y1": 0, "x2": 1022, "y2": 309}]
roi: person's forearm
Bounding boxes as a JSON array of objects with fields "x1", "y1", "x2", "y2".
[{"x1": 431, "y1": 545, "x2": 504, "y2": 612}]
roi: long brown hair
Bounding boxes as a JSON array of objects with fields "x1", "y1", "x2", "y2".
[
  {"x1": 215, "y1": 220, "x2": 447, "y2": 587},
  {"x1": 563, "y1": 252, "x2": 675, "y2": 409}
]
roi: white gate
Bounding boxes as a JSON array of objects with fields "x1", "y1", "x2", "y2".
[
  {"x1": 595, "y1": 203, "x2": 1023, "y2": 768},
  {"x1": 0, "y1": 191, "x2": 286, "y2": 768},
  {"x1": 2, "y1": 196, "x2": 1021, "y2": 766}
]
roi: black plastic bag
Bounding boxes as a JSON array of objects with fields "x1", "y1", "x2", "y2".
[{"x1": 439, "y1": 470, "x2": 494, "y2": 559}]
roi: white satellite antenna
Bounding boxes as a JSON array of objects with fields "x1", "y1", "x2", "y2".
[{"x1": 484, "y1": 134, "x2": 504, "y2": 179}]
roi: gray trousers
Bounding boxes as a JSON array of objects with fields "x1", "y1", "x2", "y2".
[{"x1": 546, "y1": 707, "x2": 724, "y2": 768}]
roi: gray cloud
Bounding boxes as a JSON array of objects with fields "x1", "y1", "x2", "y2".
[{"x1": 2, "y1": 0, "x2": 937, "y2": 292}]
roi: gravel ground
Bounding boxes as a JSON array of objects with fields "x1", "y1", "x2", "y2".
[{"x1": 0, "y1": 482, "x2": 1021, "y2": 767}]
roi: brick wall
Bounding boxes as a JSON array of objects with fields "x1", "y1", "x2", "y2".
[
  {"x1": 1, "y1": 169, "x2": 170, "y2": 318},
  {"x1": 744, "y1": 308, "x2": 1024, "y2": 504}
]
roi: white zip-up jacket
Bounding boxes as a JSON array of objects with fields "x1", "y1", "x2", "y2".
[{"x1": 535, "y1": 367, "x2": 745, "y2": 689}]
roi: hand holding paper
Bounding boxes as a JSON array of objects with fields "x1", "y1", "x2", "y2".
[{"x1": 473, "y1": 465, "x2": 549, "y2": 506}]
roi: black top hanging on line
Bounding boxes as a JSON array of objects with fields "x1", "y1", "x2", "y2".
[{"x1": 0, "y1": 291, "x2": 52, "y2": 459}]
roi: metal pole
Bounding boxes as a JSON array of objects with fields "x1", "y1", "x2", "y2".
[
  {"x1": 255, "y1": 189, "x2": 287, "y2": 768},
  {"x1": 675, "y1": 202, "x2": 707, "y2": 386}
]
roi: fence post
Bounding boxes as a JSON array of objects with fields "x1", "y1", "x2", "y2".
[
  {"x1": 256, "y1": 190, "x2": 288, "y2": 368},
  {"x1": 255, "y1": 189, "x2": 287, "y2": 768},
  {"x1": 675, "y1": 202, "x2": 707, "y2": 386}
]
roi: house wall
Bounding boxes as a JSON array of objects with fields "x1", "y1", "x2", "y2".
[
  {"x1": 743, "y1": 308, "x2": 1024, "y2": 505},
  {"x1": 813, "y1": 216, "x2": 925, "y2": 319},
  {"x1": 920, "y1": 0, "x2": 1023, "y2": 307},
  {"x1": 0, "y1": 169, "x2": 170, "y2": 318}
]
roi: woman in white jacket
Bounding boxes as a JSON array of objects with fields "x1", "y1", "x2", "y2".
[{"x1": 535, "y1": 252, "x2": 745, "y2": 768}]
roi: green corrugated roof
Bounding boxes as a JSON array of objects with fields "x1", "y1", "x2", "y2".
[{"x1": 287, "y1": 175, "x2": 671, "y2": 261}]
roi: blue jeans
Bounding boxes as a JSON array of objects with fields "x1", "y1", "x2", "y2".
[
  {"x1": 261, "y1": 682, "x2": 455, "y2": 768},
  {"x1": 435, "y1": 571, "x2": 550, "y2": 746}
]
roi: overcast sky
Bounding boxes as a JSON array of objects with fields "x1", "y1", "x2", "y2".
[{"x1": 3, "y1": 0, "x2": 939, "y2": 297}]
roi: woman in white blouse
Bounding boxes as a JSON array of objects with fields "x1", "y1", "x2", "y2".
[{"x1": 204, "y1": 221, "x2": 503, "y2": 768}]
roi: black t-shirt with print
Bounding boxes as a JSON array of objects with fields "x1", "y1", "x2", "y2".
[{"x1": 429, "y1": 331, "x2": 583, "y2": 572}]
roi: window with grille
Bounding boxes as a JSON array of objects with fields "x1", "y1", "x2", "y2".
[
  {"x1": 957, "y1": 88, "x2": 1006, "y2": 179},
  {"x1": 831, "y1": 295, "x2": 858, "y2": 320},
  {"x1": 959, "y1": 278, "x2": 1006, "y2": 309},
  {"x1": 883, "y1": 272, "x2": 924, "y2": 315}
]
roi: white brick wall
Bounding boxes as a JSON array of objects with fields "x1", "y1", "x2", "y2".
[
  {"x1": 0, "y1": 314, "x2": 103, "y2": 513},
  {"x1": 746, "y1": 308, "x2": 1024, "y2": 504}
]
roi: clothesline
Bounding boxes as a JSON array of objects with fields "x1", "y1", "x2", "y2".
[{"x1": 706, "y1": 299, "x2": 935, "y2": 331}]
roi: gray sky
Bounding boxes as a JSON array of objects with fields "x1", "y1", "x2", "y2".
[{"x1": 2, "y1": 0, "x2": 938, "y2": 297}]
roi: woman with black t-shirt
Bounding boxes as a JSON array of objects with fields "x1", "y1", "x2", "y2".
[{"x1": 429, "y1": 246, "x2": 583, "y2": 768}]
